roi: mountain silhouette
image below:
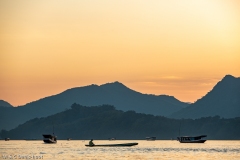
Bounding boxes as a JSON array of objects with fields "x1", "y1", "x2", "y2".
[
  {"x1": 0, "y1": 100, "x2": 13, "y2": 107},
  {"x1": 1, "y1": 103, "x2": 240, "y2": 140},
  {"x1": 169, "y1": 75, "x2": 240, "y2": 119},
  {"x1": 0, "y1": 81, "x2": 188, "y2": 130}
]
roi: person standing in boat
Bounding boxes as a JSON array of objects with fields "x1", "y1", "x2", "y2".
[{"x1": 89, "y1": 139, "x2": 95, "y2": 146}]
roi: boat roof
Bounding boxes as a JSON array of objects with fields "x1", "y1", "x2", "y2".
[
  {"x1": 42, "y1": 134, "x2": 57, "y2": 138},
  {"x1": 179, "y1": 135, "x2": 207, "y2": 138}
]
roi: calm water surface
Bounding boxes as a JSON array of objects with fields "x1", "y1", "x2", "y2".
[{"x1": 1, "y1": 140, "x2": 240, "y2": 160}]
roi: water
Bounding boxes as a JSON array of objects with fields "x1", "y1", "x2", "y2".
[{"x1": 1, "y1": 140, "x2": 240, "y2": 160}]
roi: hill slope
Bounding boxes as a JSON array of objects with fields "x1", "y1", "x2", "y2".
[
  {"x1": 170, "y1": 75, "x2": 240, "y2": 119},
  {"x1": 0, "y1": 100, "x2": 13, "y2": 107},
  {"x1": 0, "y1": 81, "x2": 188, "y2": 130},
  {"x1": 1, "y1": 103, "x2": 240, "y2": 140}
]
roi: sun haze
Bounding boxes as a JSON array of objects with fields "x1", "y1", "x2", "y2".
[{"x1": 0, "y1": 0, "x2": 240, "y2": 106}]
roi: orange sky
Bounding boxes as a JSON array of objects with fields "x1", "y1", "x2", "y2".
[{"x1": 1, "y1": 0, "x2": 240, "y2": 106}]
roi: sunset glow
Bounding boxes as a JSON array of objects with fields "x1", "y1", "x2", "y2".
[{"x1": 1, "y1": 0, "x2": 240, "y2": 106}]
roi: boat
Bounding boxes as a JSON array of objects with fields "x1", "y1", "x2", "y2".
[
  {"x1": 85, "y1": 142, "x2": 138, "y2": 147},
  {"x1": 43, "y1": 124, "x2": 57, "y2": 143},
  {"x1": 42, "y1": 134, "x2": 57, "y2": 143},
  {"x1": 5, "y1": 138, "x2": 10, "y2": 141},
  {"x1": 146, "y1": 137, "x2": 156, "y2": 141},
  {"x1": 177, "y1": 135, "x2": 207, "y2": 143}
]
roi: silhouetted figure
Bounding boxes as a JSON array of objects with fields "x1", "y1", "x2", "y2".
[{"x1": 89, "y1": 139, "x2": 95, "y2": 146}]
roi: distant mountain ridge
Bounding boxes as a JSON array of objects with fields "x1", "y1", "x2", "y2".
[
  {"x1": 169, "y1": 75, "x2": 240, "y2": 119},
  {"x1": 2, "y1": 75, "x2": 239, "y2": 131},
  {"x1": 24, "y1": 81, "x2": 187, "y2": 115},
  {"x1": 0, "y1": 81, "x2": 188, "y2": 130}
]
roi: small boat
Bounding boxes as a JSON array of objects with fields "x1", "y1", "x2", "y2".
[
  {"x1": 67, "y1": 138, "x2": 72, "y2": 141},
  {"x1": 146, "y1": 137, "x2": 156, "y2": 141},
  {"x1": 177, "y1": 135, "x2": 207, "y2": 143},
  {"x1": 85, "y1": 142, "x2": 138, "y2": 147},
  {"x1": 5, "y1": 138, "x2": 10, "y2": 141},
  {"x1": 43, "y1": 124, "x2": 57, "y2": 143},
  {"x1": 42, "y1": 134, "x2": 57, "y2": 143}
]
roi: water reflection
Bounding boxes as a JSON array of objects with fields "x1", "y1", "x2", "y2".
[{"x1": 1, "y1": 140, "x2": 240, "y2": 160}]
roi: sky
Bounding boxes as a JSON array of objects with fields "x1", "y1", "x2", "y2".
[{"x1": 0, "y1": 0, "x2": 240, "y2": 106}]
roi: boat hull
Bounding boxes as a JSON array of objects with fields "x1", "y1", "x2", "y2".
[
  {"x1": 43, "y1": 139, "x2": 57, "y2": 143},
  {"x1": 177, "y1": 135, "x2": 207, "y2": 143},
  {"x1": 85, "y1": 142, "x2": 138, "y2": 147},
  {"x1": 179, "y1": 140, "x2": 206, "y2": 143},
  {"x1": 42, "y1": 134, "x2": 57, "y2": 144},
  {"x1": 146, "y1": 137, "x2": 156, "y2": 141}
]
